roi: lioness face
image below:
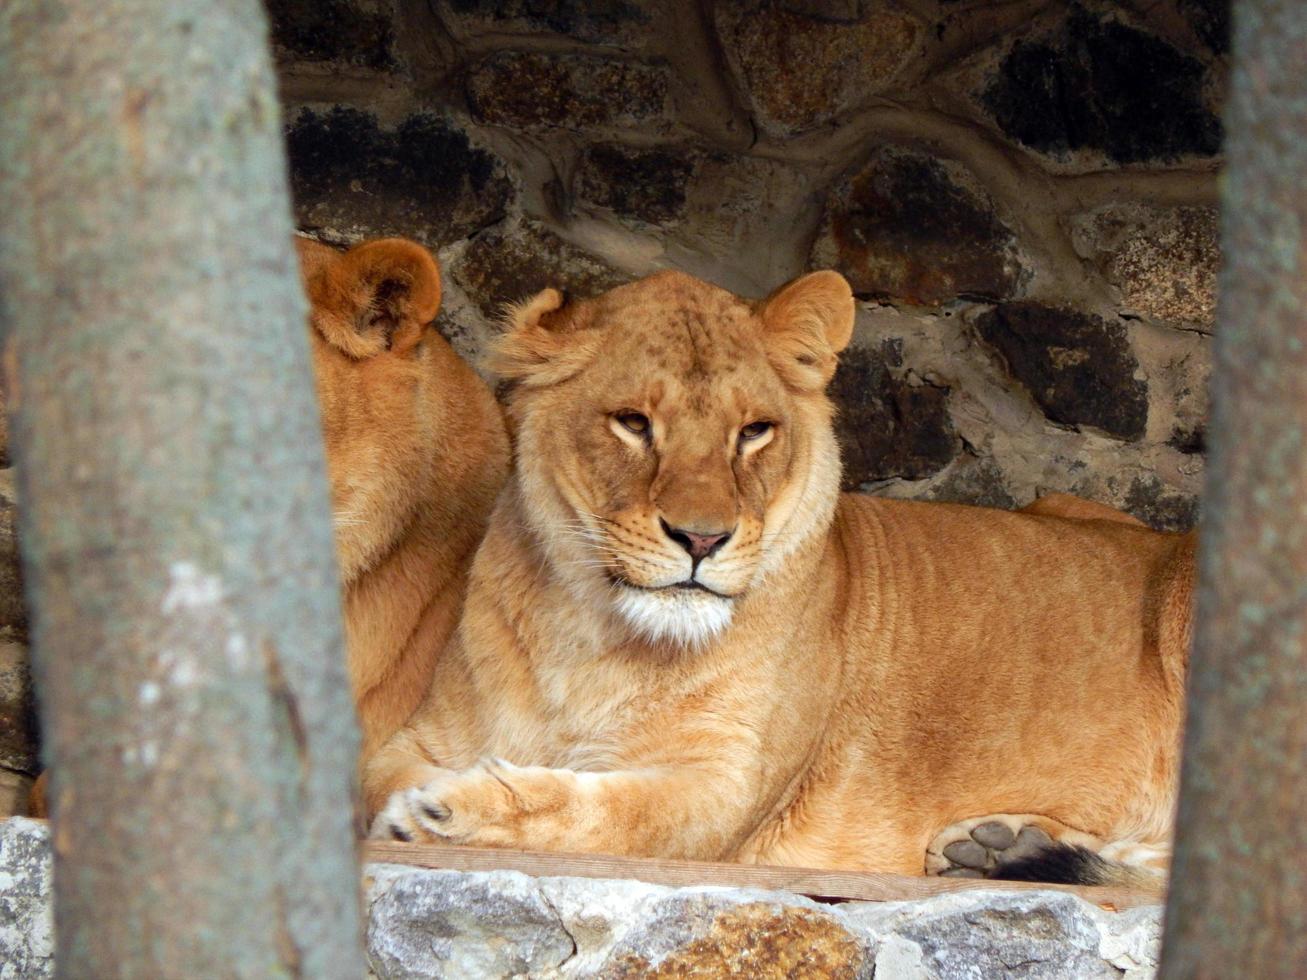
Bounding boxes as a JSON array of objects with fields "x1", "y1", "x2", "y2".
[{"x1": 493, "y1": 270, "x2": 854, "y2": 648}]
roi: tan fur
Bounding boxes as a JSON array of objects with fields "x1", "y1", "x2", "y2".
[
  {"x1": 30, "y1": 238, "x2": 509, "y2": 817},
  {"x1": 365, "y1": 268, "x2": 1193, "y2": 875},
  {"x1": 299, "y1": 236, "x2": 509, "y2": 760}
]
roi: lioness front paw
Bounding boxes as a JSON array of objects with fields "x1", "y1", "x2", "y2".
[{"x1": 369, "y1": 758, "x2": 529, "y2": 847}]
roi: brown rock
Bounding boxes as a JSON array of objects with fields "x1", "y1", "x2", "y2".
[
  {"x1": 811, "y1": 148, "x2": 1024, "y2": 306},
  {"x1": 1073, "y1": 204, "x2": 1218, "y2": 328},
  {"x1": 441, "y1": 0, "x2": 652, "y2": 44},
  {"x1": 466, "y1": 52, "x2": 670, "y2": 131},
  {"x1": 575, "y1": 143, "x2": 697, "y2": 227},
  {"x1": 266, "y1": 0, "x2": 399, "y2": 72},
  {"x1": 975, "y1": 302, "x2": 1148, "y2": 441},
  {"x1": 286, "y1": 107, "x2": 513, "y2": 248},
  {"x1": 602, "y1": 899, "x2": 867, "y2": 979},
  {"x1": 0, "y1": 470, "x2": 26, "y2": 643},
  {"x1": 715, "y1": 4, "x2": 921, "y2": 137},
  {"x1": 450, "y1": 220, "x2": 629, "y2": 322},
  {"x1": 830, "y1": 343, "x2": 958, "y2": 490},
  {"x1": 0, "y1": 767, "x2": 34, "y2": 819},
  {"x1": 0, "y1": 641, "x2": 37, "y2": 776}
]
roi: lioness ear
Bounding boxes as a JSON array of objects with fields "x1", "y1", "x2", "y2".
[
  {"x1": 759, "y1": 271, "x2": 855, "y2": 391},
  {"x1": 311, "y1": 238, "x2": 442, "y2": 358},
  {"x1": 486, "y1": 288, "x2": 602, "y2": 388}
]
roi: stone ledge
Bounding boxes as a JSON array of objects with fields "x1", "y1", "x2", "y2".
[{"x1": 0, "y1": 818, "x2": 1160, "y2": 979}]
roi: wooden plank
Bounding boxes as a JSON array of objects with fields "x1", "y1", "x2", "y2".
[{"x1": 364, "y1": 841, "x2": 1164, "y2": 911}]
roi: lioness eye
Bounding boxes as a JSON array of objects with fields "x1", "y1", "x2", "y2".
[
  {"x1": 739, "y1": 421, "x2": 773, "y2": 442},
  {"x1": 616, "y1": 411, "x2": 651, "y2": 436}
]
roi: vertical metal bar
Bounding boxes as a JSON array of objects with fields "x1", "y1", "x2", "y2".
[
  {"x1": 1160, "y1": 1, "x2": 1307, "y2": 975},
  {"x1": 0, "y1": 1, "x2": 364, "y2": 976}
]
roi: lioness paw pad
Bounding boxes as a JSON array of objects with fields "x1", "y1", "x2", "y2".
[{"x1": 925, "y1": 814, "x2": 1098, "y2": 878}]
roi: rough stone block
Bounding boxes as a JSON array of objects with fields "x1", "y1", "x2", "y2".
[
  {"x1": 851, "y1": 890, "x2": 1139, "y2": 979},
  {"x1": 597, "y1": 893, "x2": 869, "y2": 977},
  {"x1": 979, "y1": 7, "x2": 1221, "y2": 165},
  {"x1": 1123, "y1": 475, "x2": 1199, "y2": 532},
  {"x1": 266, "y1": 0, "x2": 399, "y2": 71},
  {"x1": 0, "y1": 819, "x2": 53, "y2": 980},
  {"x1": 449, "y1": 219, "x2": 629, "y2": 322},
  {"x1": 367, "y1": 867, "x2": 575, "y2": 978},
  {"x1": 0, "y1": 642, "x2": 37, "y2": 778},
  {"x1": 285, "y1": 107, "x2": 513, "y2": 248},
  {"x1": 0, "y1": 770, "x2": 33, "y2": 821},
  {"x1": 3, "y1": 833, "x2": 1164, "y2": 979},
  {"x1": 0, "y1": 471, "x2": 26, "y2": 645},
  {"x1": 575, "y1": 143, "x2": 697, "y2": 227},
  {"x1": 811, "y1": 148, "x2": 1024, "y2": 306},
  {"x1": 466, "y1": 52, "x2": 670, "y2": 131},
  {"x1": 715, "y1": 3, "x2": 922, "y2": 137},
  {"x1": 1072, "y1": 204, "x2": 1218, "y2": 328},
  {"x1": 830, "y1": 343, "x2": 958, "y2": 490},
  {"x1": 440, "y1": 0, "x2": 652, "y2": 44},
  {"x1": 975, "y1": 302, "x2": 1148, "y2": 441},
  {"x1": 1179, "y1": 0, "x2": 1229, "y2": 54}
]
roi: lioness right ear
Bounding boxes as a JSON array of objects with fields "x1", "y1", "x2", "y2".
[
  {"x1": 759, "y1": 270, "x2": 855, "y2": 391},
  {"x1": 310, "y1": 238, "x2": 442, "y2": 358},
  {"x1": 486, "y1": 288, "x2": 602, "y2": 387}
]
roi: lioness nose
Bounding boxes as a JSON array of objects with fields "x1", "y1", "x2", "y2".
[{"x1": 661, "y1": 520, "x2": 732, "y2": 561}]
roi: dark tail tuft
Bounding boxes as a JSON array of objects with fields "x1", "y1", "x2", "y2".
[{"x1": 991, "y1": 843, "x2": 1155, "y2": 889}]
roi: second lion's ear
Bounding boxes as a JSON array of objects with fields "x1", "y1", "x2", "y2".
[
  {"x1": 758, "y1": 270, "x2": 854, "y2": 391},
  {"x1": 310, "y1": 238, "x2": 442, "y2": 358},
  {"x1": 485, "y1": 288, "x2": 602, "y2": 388}
]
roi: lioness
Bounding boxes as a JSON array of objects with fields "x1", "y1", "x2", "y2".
[
  {"x1": 297, "y1": 236, "x2": 509, "y2": 760},
  {"x1": 31, "y1": 237, "x2": 508, "y2": 817},
  {"x1": 366, "y1": 268, "x2": 1193, "y2": 879}
]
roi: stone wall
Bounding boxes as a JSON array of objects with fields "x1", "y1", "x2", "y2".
[
  {"x1": 0, "y1": 817, "x2": 1162, "y2": 979},
  {"x1": 273, "y1": 0, "x2": 1224, "y2": 528}
]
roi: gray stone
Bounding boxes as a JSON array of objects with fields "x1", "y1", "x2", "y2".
[
  {"x1": 0, "y1": 818, "x2": 53, "y2": 980},
  {"x1": 466, "y1": 52, "x2": 670, "y2": 131},
  {"x1": 972, "y1": 820, "x2": 1017, "y2": 850},
  {"x1": 941, "y1": 839, "x2": 990, "y2": 870},
  {"x1": 866, "y1": 891, "x2": 1127, "y2": 979},
  {"x1": 2, "y1": 827, "x2": 1163, "y2": 979},
  {"x1": 1072, "y1": 204, "x2": 1218, "y2": 328},
  {"x1": 365, "y1": 865, "x2": 575, "y2": 979},
  {"x1": 812, "y1": 148, "x2": 1025, "y2": 307},
  {"x1": 715, "y1": 3, "x2": 922, "y2": 137}
]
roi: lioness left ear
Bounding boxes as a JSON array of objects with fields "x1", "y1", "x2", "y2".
[
  {"x1": 486, "y1": 287, "x2": 602, "y2": 388},
  {"x1": 759, "y1": 271, "x2": 855, "y2": 391},
  {"x1": 312, "y1": 238, "x2": 442, "y2": 358}
]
